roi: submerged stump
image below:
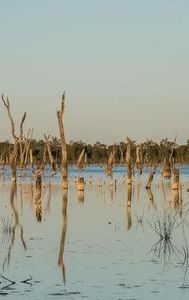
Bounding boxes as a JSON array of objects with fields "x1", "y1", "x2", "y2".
[{"x1": 77, "y1": 177, "x2": 85, "y2": 191}]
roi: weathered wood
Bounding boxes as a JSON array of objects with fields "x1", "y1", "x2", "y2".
[
  {"x1": 1, "y1": 94, "x2": 27, "y2": 181},
  {"x1": 126, "y1": 137, "x2": 132, "y2": 185},
  {"x1": 146, "y1": 165, "x2": 156, "y2": 189},
  {"x1": 77, "y1": 148, "x2": 86, "y2": 170},
  {"x1": 57, "y1": 92, "x2": 68, "y2": 188},
  {"x1": 105, "y1": 148, "x2": 114, "y2": 177},
  {"x1": 163, "y1": 160, "x2": 171, "y2": 179},
  {"x1": 136, "y1": 144, "x2": 142, "y2": 174},
  {"x1": 77, "y1": 177, "x2": 85, "y2": 191},
  {"x1": 44, "y1": 135, "x2": 57, "y2": 175}
]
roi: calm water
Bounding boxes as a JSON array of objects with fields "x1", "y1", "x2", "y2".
[{"x1": 0, "y1": 166, "x2": 189, "y2": 299}]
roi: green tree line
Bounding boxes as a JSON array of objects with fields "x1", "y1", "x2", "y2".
[{"x1": 0, "y1": 138, "x2": 189, "y2": 166}]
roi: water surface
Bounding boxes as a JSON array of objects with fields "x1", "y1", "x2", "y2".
[{"x1": 0, "y1": 166, "x2": 189, "y2": 299}]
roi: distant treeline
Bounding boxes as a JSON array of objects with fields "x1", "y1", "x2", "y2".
[{"x1": 0, "y1": 138, "x2": 189, "y2": 166}]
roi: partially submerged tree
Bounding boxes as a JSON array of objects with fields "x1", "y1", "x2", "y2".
[
  {"x1": 1, "y1": 94, "x2": 26, "y2": 181},
  {"x1": 44, "y1": 134, "x2": 57, "y2": 176},
  {"x1": 136, "y1": 144, "x2": 143, "y2": 174},
  {"x1": 126, "y1": 137, "x2": 132, "y2": 185},
  {"x1": 105, "y1": 147, "x2": 115, "y2": 177},
  {"x1": 57, "y1": 92, "x2": 68, "y2": 188}
]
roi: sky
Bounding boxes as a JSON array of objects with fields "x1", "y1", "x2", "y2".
[{"x1": 0, "y1": 0, "x2": 189, "y2": 144}]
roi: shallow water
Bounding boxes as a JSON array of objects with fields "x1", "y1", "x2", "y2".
[{"x1": 0, "y1": 166, "x2": 189, "y2": 299}]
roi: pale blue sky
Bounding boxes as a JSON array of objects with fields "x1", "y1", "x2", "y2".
[{"x1": 0, "y1": 0, "x2": 189, "y2": 144}]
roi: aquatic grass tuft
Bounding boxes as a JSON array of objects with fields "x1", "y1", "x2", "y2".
[{"x1": 149, "y1": 204, "x2": 189, "y2": 243}]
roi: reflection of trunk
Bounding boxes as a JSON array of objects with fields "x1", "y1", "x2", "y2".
[
  {"x1": 172, "y1": 168, "x2": 179, "y2": 190},
  {"x1": 3, "y1": 182, "x2": 26, "y2": 270},
  {"x1": 77, "y1": 190, "x2": 84, "y2": 202},
  {"x1": 147, "y1": 188, "x2": 155, "y2": 209},
  {"x1": 45, "y1": 182, "x2": 52, "y2": 214},
  {"x1": 58, "y1": 188, "x2": 68, "y2": 284},
  {"x1": 173, "y1": 189, "x2": 179, "y2": 209},
  {"x1": 127, "y1": 163, "x2": 132, "y2": 185},
  {"x1": 34, "y1": 174, "x2": 42, "y2": 222},
  {"x1": 126, "y1": 184, "x2": 132, "y2": 230}
]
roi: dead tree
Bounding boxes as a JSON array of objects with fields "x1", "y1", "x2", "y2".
[
  {"x1": 77, "y1": 148, "x2": 86, "y2": 170},
  {"x1": 162, "y1": 137, "x2": 177, "y2": 179},
  {"x1": 162, "y1": 159, "x2": 171, "y2": 179},
  {"x1": 76, "y1": 148, "x2": 86, "y2": 192},
  {"x1": 126, "y1": 137, "x2": 132, "y2": 185},
  {"x1": 57, "y1": 92, "x2": 68, "y2": 189},
  {"x1": 44, "y1": 134, "x2": 57, "y2": 176},
  {"x1": 1, "y1": 95, "x2": 26, "y2": 181},
  {"x1": 105, "y1": 147, "x2": 115, "y2": 177},
  {"x1": 136, "y1": 144, "x2": 143, "y2": 174}
]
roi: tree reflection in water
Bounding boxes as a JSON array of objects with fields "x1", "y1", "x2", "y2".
[{"x1": 58, "y1": 188, "x2": 68, "y2": 284}]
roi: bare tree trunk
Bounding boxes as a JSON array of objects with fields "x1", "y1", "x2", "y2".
[
  {"x1": 9, "y1": 143, "x2": 18, "y2": 182},
  {"x1": 126, "y1": 137, "x2": 132, "y2": 185},
  {"x1": 57, "y1": 93, "x2": 68, "y2": 189},
  {"x1": 136, "y1": 144, "x2": 142, "y2": 174},
  {"x1": 44, "y1": 135, "x2": 57, "y2": 176},
  {"x1": 146, "y1": 165, "x2": 156, "y2": 189},
  {"x1": 77, "y1": 177, "x2": 85, "y2": 191},
  {"x1": 105, "y1": 148, "x2": 114, "y2": 177},
  {"x1": 163, "y1": 160, "x2": 171, "y2": 179},
  {"x1": 1, "y1": 95, "x2": 26, "y2": 182}
]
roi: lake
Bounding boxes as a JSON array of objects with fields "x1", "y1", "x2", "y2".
[{"x1": 0, "y1": 166, "x2": 189, "y2": 299}]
